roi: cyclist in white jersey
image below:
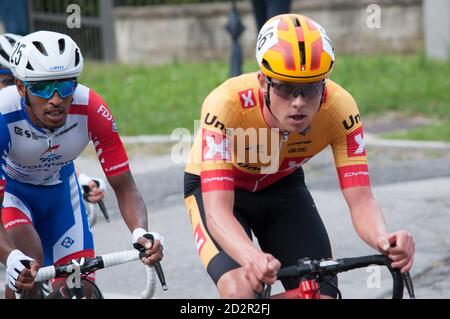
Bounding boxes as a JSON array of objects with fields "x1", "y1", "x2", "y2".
[
  {"x1": 0, "y1": 31, "x2": 164, "y2": 298},
  {"x1": 1, "y1": 33, "x2": 108, "y2": 214}
]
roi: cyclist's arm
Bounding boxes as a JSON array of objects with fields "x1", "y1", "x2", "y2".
[
  {"x1": 107, "y1": 170, "x2": 147, "y2": 232},
  {"x1": 203, "y1": 190, "x2": 260, "y2": 266},
  {"x1": 203, "y1": 189, "x2": 280, "y2": 289},
  {"x1": 0, "y1": 221, "x2": 17, "y2": 265},
  {"x1": 0, "y1": 114, "x2": 15, "y2": 264},
  {"x1": 342, "y1": 186, "x2": 388, "y2": 251}
]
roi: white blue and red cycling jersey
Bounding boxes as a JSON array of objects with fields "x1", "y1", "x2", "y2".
[{"x1": 0, "y1": 84, "x2": 129, "y2": 268}]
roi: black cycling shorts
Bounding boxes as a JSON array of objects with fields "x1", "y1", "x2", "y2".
[{"x1": 184, "y1": 168, "x2": 338, "y2": 297}]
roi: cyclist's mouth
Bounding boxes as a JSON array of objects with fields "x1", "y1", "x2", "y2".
[
  {"x1": 288, "y1": 114, "x2": 306, "y2": 125},
  {"x1": 46, "y1": 109, "x2": 66, "y2": 122}
]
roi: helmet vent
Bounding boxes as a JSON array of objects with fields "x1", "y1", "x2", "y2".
[
  {"x1": 32, "y1": 41, "x2": 48, "y2": 56},
  {"x1": 298, "y1": 41, "x2": 306, "y2": 67},
  {"x1": 292, "y1": 16, "x2": 301, "y2": 27},
  {"x1": 26, "y1": 62, "x2": 34, "y2": 71},
  {"x1": 0, "y1": 49, "x2": 8, "y2": 62},
  {"x1": 75, "y1": 48, "x2": 80, "y2": 66},
  {"x1": 58, "y1": 38, "x2": 65, "y2": 54},
  {"x1": 5, "y1": 36, "x2": 15, "y2": 46},
  {"x1": 262, "y1": 59, "x2": 272, "y2": 71}
]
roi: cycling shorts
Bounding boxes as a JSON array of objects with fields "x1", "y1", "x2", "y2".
[
  {"x1": 1, "y1": 170, "x2": 95, "y2": 268},
  {"x1": 184, "y1": 168, "x2": 338, "y2": 297}
]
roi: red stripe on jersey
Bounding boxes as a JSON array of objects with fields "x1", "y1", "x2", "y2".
[
  {"x1": 87, "y1": 90, "x2": 129, "y2": 177},
  {"x1": 310, "y1": 38, "x2": 322, "y2": 70},
  {"x1": 0, "y1": 179, "x2": 5, "y2": 196},
  {"x1": 200, "y1": 170, "x2": 234, "y2": 192},
  {"x1": 194, "y1": 223, "x2": 207, "y2": 254},
  {"x1": 232, "y1": 156, "x2": 310, "y2": 192},
  {"x1": 54, "y1": 249, "x2": 95, "y2": 266},
  {"x1": 69, "y1": 104, "x2": 88, "y2": 115},
  {"x1": 2, "y1": 207, "x2": 33, "y2": 230},
  {"x1": 337, "y1": 164, "x2": 370, "y2": 189}
]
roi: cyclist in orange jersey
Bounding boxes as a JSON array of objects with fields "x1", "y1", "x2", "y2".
[{"x1": 184, "y1": 13, "x2": 415, "y2": 298}]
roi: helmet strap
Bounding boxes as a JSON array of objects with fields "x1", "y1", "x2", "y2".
[
  {"x1": 264, "y1": 78, "x2": 290, "y2": 137},
  {"x1": 24, "y1": 90, "x2": 32, "y2": 108},
  {"x1": 318, "y1": 80, "x2": 327, "y2": 111}
]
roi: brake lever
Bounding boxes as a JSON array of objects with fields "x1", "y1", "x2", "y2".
[{"x1": 133, "y1": 233, "x2": 167, "y2": 291}]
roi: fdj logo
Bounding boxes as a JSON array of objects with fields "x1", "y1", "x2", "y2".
[{"x1": 61, "y1": 236, "x2": 75, "y2": 248}]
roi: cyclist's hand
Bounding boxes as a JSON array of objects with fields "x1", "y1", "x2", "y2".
[
  {"x1": 244, "y1": 252, "x2": 281, "y2": 294},
  {"x1": 6, "y1": 250, "x2": 40, "y2": 292},
  {"x1": 86, "y1": 179, "x2": 105, "y2": 203},
  {"x1": 377, "y1": 230, "x2": 415, "y2": 273},
  {"x1": 132, "y1": 229, "x2": 165, "y2": 266},
  {"x1": 78, "y1": 174, "x2": 106, "y2": 204}
]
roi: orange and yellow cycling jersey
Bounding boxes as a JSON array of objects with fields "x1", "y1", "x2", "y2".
[{"x1": 185, "y1": 72, "x2": 370, "y2": 192}]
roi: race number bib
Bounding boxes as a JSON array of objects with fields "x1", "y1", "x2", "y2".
[{"x1": 256, "y1": 18, "x2": 280, "y2": 64}]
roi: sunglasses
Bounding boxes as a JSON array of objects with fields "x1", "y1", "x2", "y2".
[
  {"x1": 267, "y1": 77, "x2": 324, "y2": 100},
  {"x1": 0, "y1": 68, "x2": 12, "y2": 75},
  {"x1": 24, "y1": 79, "x2": 78, "y2": 99}
]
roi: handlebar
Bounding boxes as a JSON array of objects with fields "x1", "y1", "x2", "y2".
[
  {"x1": 34, "y1": 250, "x2": 165, "y2": 299},
  {"x1": 274, "y1": 254, "x2": 415, "y2": 299}
]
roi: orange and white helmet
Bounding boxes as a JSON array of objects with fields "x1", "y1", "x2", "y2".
[{"x1": 256, "y1": 14, "x2": 335, "y2": 83}]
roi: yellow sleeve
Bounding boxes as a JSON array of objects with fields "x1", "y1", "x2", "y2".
[
  {"x1": 190, "y1": 86, "x2": 241, "y2": 192},
  {"x1": 326, "y1": 88, "x2": 371, "y2": 189}
]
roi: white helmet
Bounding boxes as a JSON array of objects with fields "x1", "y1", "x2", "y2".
[
  {"x1": 0, "y1": 33, "x2": 22, "y2": 69},
  {"x1": 9, "y1": 30, "x2": 83, "y2": 81}
]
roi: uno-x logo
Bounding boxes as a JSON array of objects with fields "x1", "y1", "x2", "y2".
[
  {"x1": 202, "y1": 129, "x2": 231, "y2": 161},
  {"x1": 279, "y1": 157, "x2": 310, "y2": 172},
  {"x1": 239, "y1": 89, "x2": 256, "y2": 108},
  {"x1": 346, "y1": 127, "x2": 366, "y2": 157},
  {"x1": 194, "y1": 223, "x2": 206, "y2": 254},
  {"x1": 61, "y1": 236, "x2": 75, "y2": 248}
]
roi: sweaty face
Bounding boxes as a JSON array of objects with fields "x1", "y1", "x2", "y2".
[{"x1": 16, "y1": 80, "x2": 74, "y2": 130}]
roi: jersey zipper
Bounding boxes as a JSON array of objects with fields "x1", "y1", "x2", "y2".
[{"x1": 252, "y1": 130, "x2": 289, "y2": 192}]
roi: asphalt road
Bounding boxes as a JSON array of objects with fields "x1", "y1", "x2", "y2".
[{"x1": 1, "y1": 138, "x2": 449, "y2": 299}]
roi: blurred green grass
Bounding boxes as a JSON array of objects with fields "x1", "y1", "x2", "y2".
[{"x1": 80, "y1": 54, "x2": 450, "y2": 138}]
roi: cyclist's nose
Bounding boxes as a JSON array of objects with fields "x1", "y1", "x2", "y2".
[
  {"x1": 49, "y1": 90, "x2": 63, "y2": 105},
  {"x1": 290, "y1": 94, "x2": 307, "y2": 110}
]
